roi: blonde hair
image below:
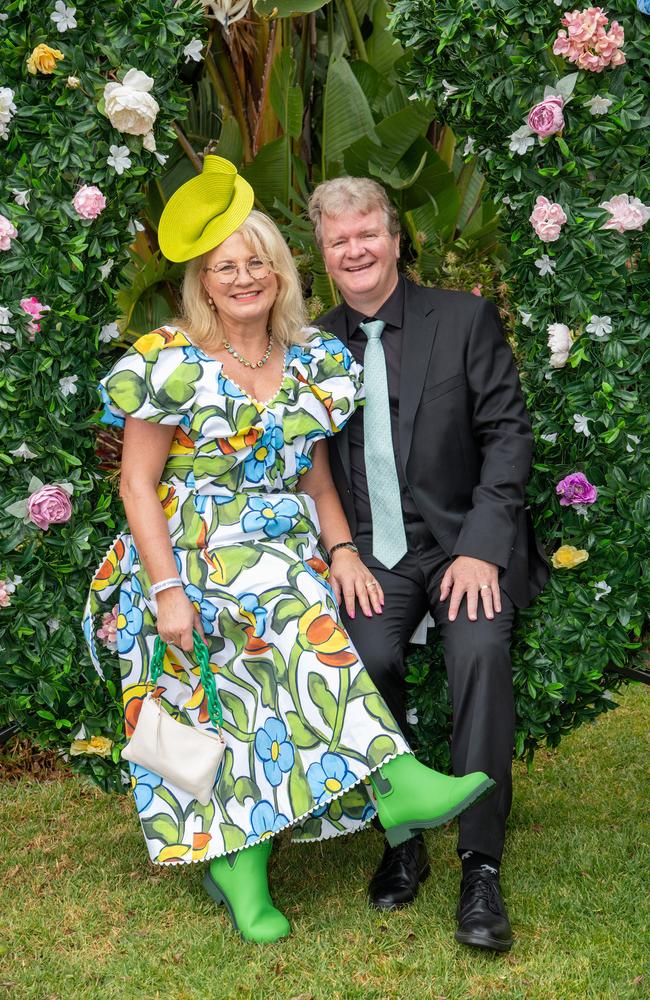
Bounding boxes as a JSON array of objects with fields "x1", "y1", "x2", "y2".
[
  {"x1": 308, "y1": 177, "x2": 401, "y2": 247},
  {"x1": 171, "y1": 210, "x2": 307, "y2": 350}
]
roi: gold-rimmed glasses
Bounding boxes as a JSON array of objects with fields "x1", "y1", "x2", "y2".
[{"x1": 202, "y1": 257, "x2": 273, "y2": 285}]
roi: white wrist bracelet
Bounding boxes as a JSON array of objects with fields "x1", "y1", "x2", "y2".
[{"x1": 149, "y1": 577, "x2": 183, "y2": 597}]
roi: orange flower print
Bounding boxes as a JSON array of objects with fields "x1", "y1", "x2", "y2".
[
  {"x1": 156, "y1": 483, "x2": 179, "y2": 519},
  {"x1": 192, "y1": 831, "x2": 212, "y2": 861},
  {"x1": 169, "y1": 426, "x2": 194, "y2": 456},
  {"x1": 91, "y1": 538, "x2": 125, "y2": 592},
  {"x1": 298, "y1": 603, "x2": 357, "y2": 668},
  {"x1": 243, "y1": 625, "x2": 271, "y2": 655}
]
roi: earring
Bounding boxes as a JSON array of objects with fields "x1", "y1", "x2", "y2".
[{"x1": 207, "y1": 295, "x2": 216, "y2": 312}]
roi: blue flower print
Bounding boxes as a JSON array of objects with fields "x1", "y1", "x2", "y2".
[
  {"x1": 238, "y1": 592, "x2": 268, "y2": 637},
  {"x1": 638, "y1": 0, "x2": 650, "y2": 15},
  {"x1": 185, "y1": 584, "x2": 218, "y2": 635},
  {"x1": 217, "y1": 371, "x2": 245, "y2": 399},
  {"x1": 116, "y1": 588, "x2": 143, "y2": 654},
  {"x1": 254, "y1": 717, "x2": 295, "y2": 786},
  {"x1": 130, "y1": 764, "x2": 163, "y2": 813},
  {"x1": 286, "y1": 343, "x2": 313, "y2": 364},
  {"x1": 361, "y1": 802, "x2": 376, "y2": 823},
  {"x1": 244, "y1": 417, "x2": 284, "y2": 484},
  {"x1": 296, "y1": 452, "x2": 312, "y2": 476},
  {"x1": 98, "y1": 383, "x2": 125, "y2": 428},
  {"x1": 322, "y1": 336, "x2": 351, "y2": 370},
  {"x1": 242, "y1": 496, "x2": 300, "y2": 539},
  {"x1": 307, "y1": 752, "x2": 356, "y2": 805},
  {"x1": 182, "y1": 344, "x2": 205, "y2": 364},
  {"x1": 246, "y1": 799, "x2": 290, "y2": 843}
]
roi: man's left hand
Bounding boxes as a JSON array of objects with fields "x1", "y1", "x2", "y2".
[{"x1": 440, "y1": 556, "x2": 501, "y2": 622}]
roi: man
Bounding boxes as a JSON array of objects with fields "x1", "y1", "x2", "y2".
[{"x1": 308, "y1": 177, "x2": 549, "y2": 953}]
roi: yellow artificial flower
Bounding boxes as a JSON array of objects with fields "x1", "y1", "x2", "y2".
[
  {"x1": 27, "y1": 44, "x2": 64, "y2": 75},
  {"x1": 552, "y1": 544, "x2": 590, "y2": 569},
  {"x1": 69, "y1": 735, "x2": 113, "y2": 757}
]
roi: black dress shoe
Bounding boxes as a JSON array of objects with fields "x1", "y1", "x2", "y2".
[
  {"x1": 455, "y1": 868, "x2": 513, "y2": 952},
  {"x1": 369, "y1": 835, "x2": 430, "y2": 910}
]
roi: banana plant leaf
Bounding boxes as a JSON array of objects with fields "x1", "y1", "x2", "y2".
[{"x1": 253, "y1": 0, "x2": 331, "y2": 14}]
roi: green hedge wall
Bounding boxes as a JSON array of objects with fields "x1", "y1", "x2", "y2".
[
  {"x1": 391, "y1": 0, "x2": 649, "y2": 765},
  {"x1": 0, "y1": 0, "x2": 204, "y2": 790}
]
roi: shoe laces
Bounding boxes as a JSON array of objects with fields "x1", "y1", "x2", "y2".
[{"x1": 462, "y1": 868, "x2": 503, "y2": 914}]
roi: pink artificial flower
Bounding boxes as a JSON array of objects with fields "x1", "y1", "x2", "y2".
[
  {"x1": 599, "y1": 194, "x2": 650, "y2": 233},
  {"x1": 471, "y1": 285, "x2": 482, "y2": 296},
  {"x1": 0, "y1": 582, "x2": 11, "y2": 608},
  {"x1": 528, "y1": 95, "x2": 565, "y2": 138},
  {"x1": 0, "y1": 213, "x2": 18, "y2": 251},
  {"x1": 97, "y1": 604, "x2": 119, "y2": 651},
  {"x1": 553, "y1": 7, "x2": 626, "y2": 72},
  {"x1": 556, "y1": 472, "x2": 598, "y2": 506},
  {"x1": 72, "y1": 185, "x2": 106, "y2": 220},
  {"x1": 27, "y1": 484, "x2": 73, "y2": 530},
  {"x1": 19, "y1": 296, "x2": 50, "y2": 320},
  {"x1": 530, "y1": 196, "x2": 568, "y2": 243}
]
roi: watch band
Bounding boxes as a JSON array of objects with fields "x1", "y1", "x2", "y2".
[{"x1": 328, "y1": 541, "x2": 359, "y2": 559}]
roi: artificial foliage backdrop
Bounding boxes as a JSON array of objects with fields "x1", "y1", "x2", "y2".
[{"x1": 390, "y1": 0, "x2": 650, "y2": 762}]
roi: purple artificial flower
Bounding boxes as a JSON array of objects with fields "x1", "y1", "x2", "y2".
[{"x1": 555, "y1": 472, "x2": 598, "y2": 507}]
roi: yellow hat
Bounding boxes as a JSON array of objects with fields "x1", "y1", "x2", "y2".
[{"x1": 157, "y1": 155, "x2": 254, "y2": 263}]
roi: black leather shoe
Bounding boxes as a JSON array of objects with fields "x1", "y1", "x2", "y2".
[
  {"x1": 455, "y1": 868, "x2": 513, "y2": 952},
  {"x1": 369, "y1": 835, "x2": 430, "y2": 910}
]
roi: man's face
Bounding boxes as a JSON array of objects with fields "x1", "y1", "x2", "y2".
[{"x1": 320, "y1": 208, "x2": 400, "y2": 309}]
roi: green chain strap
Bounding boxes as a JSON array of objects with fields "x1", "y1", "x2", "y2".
[{"x1": 149, "y1": 629, "x2": 224, "y2": 730}]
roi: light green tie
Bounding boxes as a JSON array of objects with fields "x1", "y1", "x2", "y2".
[{"x1": 360, "y1": 319, "x2": 408, "y2": 569}]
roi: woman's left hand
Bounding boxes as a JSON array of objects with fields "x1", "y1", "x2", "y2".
[{"x1": 328, "y1": 550, "x2": 384, "y2": 618}]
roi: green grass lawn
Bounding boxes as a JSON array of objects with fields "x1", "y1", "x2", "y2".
[{"x1": 1, "y1": 683, "x2": 649, "y2": 1000}]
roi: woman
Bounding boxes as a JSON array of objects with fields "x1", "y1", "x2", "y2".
[{"x1": 83, "y1": 156, "x2": 494, "y2": 943}]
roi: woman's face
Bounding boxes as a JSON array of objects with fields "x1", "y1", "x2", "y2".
[{"x1": 200, "y1": 231, "x2": 279, "y2": 329}]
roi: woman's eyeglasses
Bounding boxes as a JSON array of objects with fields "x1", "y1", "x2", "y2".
[{"x1": 202, "y1": 258, "x2": 272, "y2": 285}]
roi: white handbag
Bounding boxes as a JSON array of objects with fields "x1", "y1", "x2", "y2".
[{"x1": 122, "y1": 630, "x2": 226, "y2": 806}]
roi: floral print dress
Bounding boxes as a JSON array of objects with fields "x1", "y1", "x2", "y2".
[{"x1": 83, "y1": 325, "x2": 409, "y2": 866}]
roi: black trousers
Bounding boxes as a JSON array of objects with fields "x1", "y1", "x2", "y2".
[{"x1": 341, "y1": 521, "x2": 516, "y2": 863}]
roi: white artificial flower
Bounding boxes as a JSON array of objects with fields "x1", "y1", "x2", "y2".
[
  {"x1": 59, "y1": 374, "x2": 79, "y2": 397},
  {"x1": 99, "y1": 321, "x2": 120, "y2": 343},
  {"x1": 203, "y1": 0, "x2": 250, "y2": 29},
  {"x1": 99, "y1": 258, "x2": 115, "y2": 280},
  {"x1": 405, "y1": 708, "x2": 419, "y2": 727},
  {"x1": 586, "y1": 314, "x2": 612, "y2": 338},
  {"x1": 66, "y1": 76, "x2": 81, "y2": 89},
  {"x1": 573, "y1": 504, "x2": 589, "y2": 517},
  {"x1": 535, "y1": 254, "x2": 556, "y2": 277},
  {"x1": 12, "y1": 189, "x2": 30, "y2": 208},
  {"x1": 0, "y1": 340, "x2": 10, "y2": 352},
  {"x1": 9, "y1": 442, "x2": 37, "y2": 459},
  {"x1": 594, "y1": 581, "x2": 611, "y2": 601},
  {"x1": 519, "y1": 310, "x2": 533, "y2": 328},
  {"x1": 106, "y1": 144, "x2": 132, "y2": 175},
  {"x1": 508, "y1": 125, "x2": 535, "y2": 155},
  {"x1": 541, "y1": 431, "x2": 558, "y2": 443},
  {"x1": 584, "y1": 95, "x2": 612, "y2": 116},
  {"x1": 127, "y1": 218, "x2": 145, "y2": 235},
  {"x1": 50, "y1": 1, "x2": 77, "y2": 32},
  {"x1": 47, "y1": 617, "x2": 61, "y2": 633},
  {"x1": 501, "y1": 195, "x2": 513, "y2": 207},
  {"x1": 154, "y1": 151, "x2": 168, "y2": 166},
  {"x1": 4, "y1": 576, "x2": 22, "y2": 594},
  {"x1": 441, "y1": 79, "x2": 459, "y2": 104},
  {"x1": 573, "y1": 413, "x2": 591, "y2": 437},
  {"x1": 463, "y1": 136, "x2": 476, "y2": 156},
  {"x1": 0, "y1": 12, "x2": 9, "y2": 19},
  {"x1": 104, "y1": 69, "x2": 159, "y2": 137},
  {"x1": 625, "y1": 434, "x2": 640, "y2": 454},
  {"x1": 142, "y1": 131, "x2": 156, "y2": 152},
  {"x1": 0, "y1": 86, "x2": 17, "y2": 140},
  {"x1": 0, "y1": 306, "x2": 14, "y2": 333},
  {"x1": 547, "y1": 323, "x2": 572, "y2": 368},
  {"x1": 183, "y1": 38, "x2": 204, "y2": 63}
]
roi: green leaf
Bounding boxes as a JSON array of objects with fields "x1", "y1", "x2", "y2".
[
  {"x1": 307, "y1": 672, "x2": 338, "y2": 729},
  {"x1": 220, "y1": 689, "x2": 251, "y2": 734},
  {"x1": 272, "y1": 597, "x2": 306, "y2": 634},
  {"x1": 244, "y1": 657, "x2": 277, "y2": 709},
  {"x1": 285, "y1": 710, "x2": 320, "y2": 749},
  {"x1": 363, "y1": 694, "x2": 400, "y2": 733},
  {"x1": 288, "y1": 762, "x2": 313, "y2": 817},
  {"x1": 234, "y1": 776, "x2": 261, "y2": 805},
  {"x1": 322, "y1": 53, "x2": 377, "y2": 169},
  {"x1": 220, "y1": 822, "x2": 246, "y2": 852},
  {"x1": 365, "y1": 734, "x2": 397, "y2": 769},
  {"x1": 269, "y1": 49, "x2": 303, "y2": 140}
]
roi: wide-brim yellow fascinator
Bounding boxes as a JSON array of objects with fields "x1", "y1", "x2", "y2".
[{"x1": 157, "y1": 155, "x2": 254, "y2": 263}]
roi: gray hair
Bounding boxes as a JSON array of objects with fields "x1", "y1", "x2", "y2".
[{"x1": 308, "y1": 177, "x2": 400, "y2": 247}]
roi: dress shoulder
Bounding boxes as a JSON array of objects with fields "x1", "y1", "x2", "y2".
[
  {"x1": 98, "y1": 326, "x2": 199, "y2": 428},
  {"x1": 284, "y1": 327, "x2": 364, "y2": 437}
]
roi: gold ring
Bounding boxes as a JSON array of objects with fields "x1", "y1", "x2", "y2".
[
  {"x1": 366, "y1": 581, "x2": 378, "y2": 588},
  {"x1": 480, "y1": 584, "x2": 490, "y2": 591}
]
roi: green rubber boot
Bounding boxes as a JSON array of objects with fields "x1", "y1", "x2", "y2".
[
  {"x1": 370, "y1": 753, "x2": 496, "y2": 848},
  {"x1": 202, "y1": 839, "x2": 291, "y2": 943}
]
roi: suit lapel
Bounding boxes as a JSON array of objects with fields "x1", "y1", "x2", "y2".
[
  {"x1": 399, "y1": 281, "x2": 438, "y2": 469},
  {"x1": 317, "y1": 305, "x2": 352, "y2": 478}
]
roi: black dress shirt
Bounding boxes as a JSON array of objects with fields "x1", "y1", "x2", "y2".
[{"x1": 344, "y1": 275, "x2": 420, "y2": 525}]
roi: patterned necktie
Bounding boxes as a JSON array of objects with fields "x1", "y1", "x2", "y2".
[{"x1": 359, "y1": 319, "x2": 408, "y2": 569}]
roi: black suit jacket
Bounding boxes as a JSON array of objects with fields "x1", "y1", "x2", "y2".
[{"x1": 318, "y1": 278, "x2": 550, "y2": 609}]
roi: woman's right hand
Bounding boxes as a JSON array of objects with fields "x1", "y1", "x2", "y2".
[{"x1": 155, "y1": 588, "x2": 206, "y2": 651}]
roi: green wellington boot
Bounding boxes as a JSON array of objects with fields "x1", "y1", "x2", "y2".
[
  {"x1": 202, "y1": 839, "x2": 291, "y2": 943},
  {"x1": 370, "y1": 753, "x2": 496, "y2": 848}
]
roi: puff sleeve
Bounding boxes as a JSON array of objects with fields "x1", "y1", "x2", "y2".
[{"x1": 284, "y1": 328, "x2": 364, "y2": 439}]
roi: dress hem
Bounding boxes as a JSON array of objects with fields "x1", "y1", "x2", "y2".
[{"x1": 148, "y1": 749, "x2": 408, "y2": 867}]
